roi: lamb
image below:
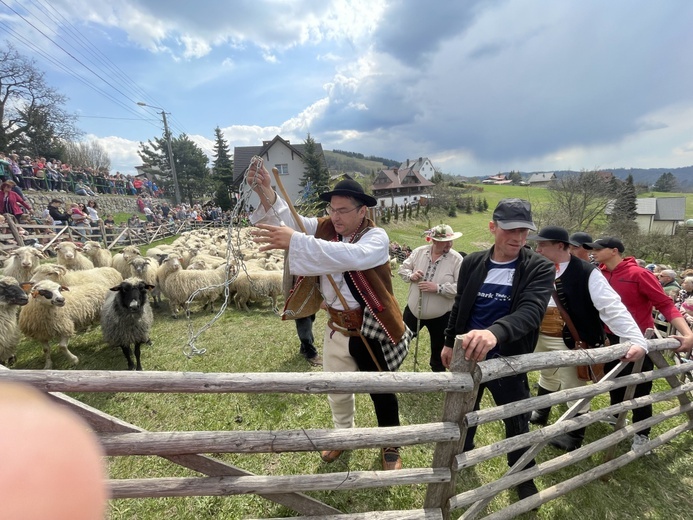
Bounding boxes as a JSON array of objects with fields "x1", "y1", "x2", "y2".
[
  {"x1": 2, "y1": 246, "x2": 44, "y2": 282},
  {"x1": 54, "y1": 242, "x2": 95, "y2": 271},
  {"x1": 30, "y1": 264, "x2": 122, "y2": 289},
  {"x1": 156, "y1": 254, "x2": 228, "y2": 318},
  {"x1": 112, "y1": 246, "x2": 141, "y2": 278},
  {"x1": 18, "y1": 279, "x2": 107, "y2": 369},
  {"x1": 101, "y1": 278, "x2": 154, "y2": 370},
  {"x1": 81, "y1": 241, "x2": 113, "y2": 267},
  {"x1": 232, "y1": 269, "x2": 283, "y2": 312},
  {"x1": 0, "y1": 276, "x2": 30, "y2": 366},
  {"x1": 127, "y1": 256, "x2": 161, "y2": 306}
]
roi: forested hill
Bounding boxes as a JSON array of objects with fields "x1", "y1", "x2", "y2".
[
  {"x1": 551, "y1": 166, "x2": 693, "y2": 189},
  {"x1": 324, "y1": 150, "x2": 398, "y2": 176}
]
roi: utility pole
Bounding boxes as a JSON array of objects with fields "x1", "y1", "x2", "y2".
[{"x1": 137, "y1": 102, "x2": 181, "y2": 205}]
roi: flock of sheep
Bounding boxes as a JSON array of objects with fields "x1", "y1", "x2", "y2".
[{"x1": 0, "y1": 228, "x2": 286, "y2": 371}]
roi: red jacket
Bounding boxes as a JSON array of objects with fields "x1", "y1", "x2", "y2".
[
  {"x1": 599, "y1": 256, "x2": 682, "y2": 332},
  {"x1": 2, "y1": 190, "x2": 31, "y2": 217}
]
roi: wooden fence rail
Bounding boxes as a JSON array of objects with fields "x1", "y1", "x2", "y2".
[{"x1": 1, "y1": 336, "x2": 691, "y2": 519}]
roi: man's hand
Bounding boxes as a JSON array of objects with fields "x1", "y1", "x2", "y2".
[
  {"x1": 252, "y1": 223, "x2": 295, "y2": 251},
  {"x1": 441, "y1": 346, "x2": 453, "y2": 369},
  {"x1": 621, "y1": 345, "x2": 647, "y2": 362},
  {"x1": 418, "y1": 281, "x2": 438, "y2": 293},
  {"x1": 246, "y1": 160, "x2": 271, "y2": 189},
  {"x1": 462, "y1": 329, "x2": 498, "y2": 361},
  {"x1": 672, "y1": 334, "x2": 693, "y2": 354},
  {"x1": 409, "y1": 269, "x2": 424, "y2": 282}
]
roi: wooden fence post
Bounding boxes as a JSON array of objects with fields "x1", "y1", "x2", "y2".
[
  {"x1": 425, "y1": 335, "x2": 480, "y2": 519},
  {"x1": 4, "y1": 213, "x2": 25, "y2": 246}
]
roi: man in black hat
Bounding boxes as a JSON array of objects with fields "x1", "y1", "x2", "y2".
[
  {"x1": 528, "y1": 226, "x2": 646, "y2": 451},
  {"x1": 568, "y1": 231, "x2": 593, "y2": 262},
  {"x1": 441, "y1": 198, "x2": 554, "y2": 503},
  {"x1": 247, "y1": 160, "x2": 411, "y2": 471}
]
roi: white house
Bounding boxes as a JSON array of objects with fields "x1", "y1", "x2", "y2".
[
  {"x1": 398, "y1": 157, "x2": 436, "y2": 180},
  {"x1": 527, "y1": 172, "x2": 557, "y2": 186},
  {"x1": 233, "y1": 135, "x2": 326, "y2": 205},
  {"x1": 606, "y1": 197, "x2": 686, "y2": 235}
]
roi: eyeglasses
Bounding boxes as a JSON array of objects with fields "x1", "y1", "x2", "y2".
[{"x1": 326, "y1": 205, "x2": 363, "y2": 216}]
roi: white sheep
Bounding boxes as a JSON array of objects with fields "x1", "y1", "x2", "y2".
[
  {"x1": 30, "y1": 264, "x2": 122, "y2": 289},
  {"x1": 112, "y1": 245, "x2": 141, "y2": 278},
  {"x1": 54, "y1": 242, "x2": 95, "y2": 271},
  {"x1": 0, "y1": 276, "x2": 30, "y2": 366},
  {"x1": 2, "y1": 246, "x2": 44, "y2": 282},
  {"x1": 101, "y1": 278, "x2": 154, "y2": 370},
  {"x1": 81, "y1": 241, "x2": 113, "y2": 267},
  {"x1": 232, "y1": 270, "x2": 283, "y2": 312},
  {"x1": 156, "y1": 254, "x2": 228, "y2": 318},
  {"x1": 18, "y1": 280, "x2": 107, "y2": 369},
  {"x1": 127, "y1": 256, "x2": 161, "y2": 306}
]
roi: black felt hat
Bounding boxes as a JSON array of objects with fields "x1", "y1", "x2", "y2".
[
  {"x1": 319, "y1": 179, "x2": 377, "y2": 207},
  {"x1": 528, "y1": 226, "x2": 571, "y2": 244}
]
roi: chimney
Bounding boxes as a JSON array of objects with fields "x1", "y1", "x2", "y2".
[{"x1": 406, "y1": 159, "x2": 409, "y2": 168}]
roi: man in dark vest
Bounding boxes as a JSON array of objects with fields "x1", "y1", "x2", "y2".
[
  {"x1": 247, "y1": 160, "x2": 411, "y2": 471},
  {"x1": 528, "y1": 226, "x2": 646, "y2": 451}
]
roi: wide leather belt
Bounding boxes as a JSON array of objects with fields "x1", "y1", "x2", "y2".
[
  {"x1": 540, "y1": 306, "x2": 564, "y2": 337},
  {"x1": 327, "y1": 306, "x2": 363, "y2": 336}
]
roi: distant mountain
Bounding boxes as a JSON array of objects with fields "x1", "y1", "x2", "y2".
[{"x1": 324, "y1": 150, "x2": 394, "y2": 176}]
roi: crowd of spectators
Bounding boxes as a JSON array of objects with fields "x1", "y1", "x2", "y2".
[{"x1": 0, "y1": 151, "x2": 162, "y2": 198}]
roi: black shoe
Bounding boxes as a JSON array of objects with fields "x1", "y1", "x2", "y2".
[
  {"x1": 516, "y1": 479, "x2": 539, "y2": 508},
  {"x1": 529, "y1": 386, "x2": 553, "y2": 426},
  {"x1": 549, "y1": 427, "x2": 586, "y2": 452}
]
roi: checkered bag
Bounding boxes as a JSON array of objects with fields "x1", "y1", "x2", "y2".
[{"x1": 361, "y1": 307, "x2": 412, "y2": 371}]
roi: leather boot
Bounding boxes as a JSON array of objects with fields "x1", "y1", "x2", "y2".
[
  {"x1": 549, "y1": 414, "x2": 587, "y2": 452},
  {"x1": 529, "y1": 386, "x2": 554, "y2": 426}
]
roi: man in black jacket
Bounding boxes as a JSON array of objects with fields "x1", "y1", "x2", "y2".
[
  {"x1": 47, "y1": 199, "x2": 70, "y2": 226},
  {"x1": 442, "y1": 198, "x2": 554, "y2": 503}
]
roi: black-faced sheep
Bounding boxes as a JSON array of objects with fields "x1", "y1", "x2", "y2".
[
  {"x1": 2, "y1": 246, "x2": 44, "y2": 282},
  {"x1": 18, "y1": 280, "x2": 107, "y2": 369},
  {"x1": 81, "y1": 241, "x2": 113, "y2": 267},
  {"x1": 30, "y1": 264, "x2": 123, "y2": 288},
  {"x1": 0, "y1": 276, "x2": 29, "y2": 366},
  {"x1": 156, "y1": 254, "x2": 228, "y2": 318},
  {"x1": 54, "y1": 242, "x2": 95, "y2": 271},
  {"x1": 101, "y1": 278, "x2": 154, "y2": 371}
]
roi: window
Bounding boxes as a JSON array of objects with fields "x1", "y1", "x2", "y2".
[{"x1": 275, "y1": 164, "x2": 289, "y2": 175}]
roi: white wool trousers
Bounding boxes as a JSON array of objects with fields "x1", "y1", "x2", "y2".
[
  {"x1": 322, "y1": 326, "x2": 358, "y2": 429},
  {"x1": 535, "y1": 334, "x2": 590, "y2": 414}
]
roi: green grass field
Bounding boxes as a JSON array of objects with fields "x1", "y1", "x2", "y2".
[{"x1": 9, "y1": 184, "x2": 693, "y2": 519}]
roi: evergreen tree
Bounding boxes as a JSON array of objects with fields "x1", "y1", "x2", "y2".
[
  {"x1": 394, "y1": 204, "x2": 399, "y2": 221},
  {"x1": 299, "y1": 133, "x2": 330, "y2": 205},
  {"x1": 608, "y1": 174, "x2": 639, "y2": 235},
  {"x1": 476, "y1": 197, "x2": 484, "y2": 212},
  {"x1": 483, "y1": 198, "x2": 489, "y2": 211},
  {"x1": 653, "y1": 172, "x2": 678, "y2": 192},
  {"x1": 465, "y1": 196, "x2": 473, "y2": 214},
  {"x1": 211, "y1": 127, "x2": 234, "y2": 211}
]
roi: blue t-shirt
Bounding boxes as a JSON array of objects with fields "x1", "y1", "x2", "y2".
[{"x1": 468, "y1": 257, "x2": 518, "y2": 357}]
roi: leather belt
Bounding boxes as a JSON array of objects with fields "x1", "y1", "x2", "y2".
[
  {"x1": 327, "y1": 306, "x2": 363, "y2": 336},
  {"x1": 540, "y1": 306, "x2": 564, "y2": 337}
]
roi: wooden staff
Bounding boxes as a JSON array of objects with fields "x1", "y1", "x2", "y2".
[{"x1": 270, "y1": 167, "x2": 383, "y2": 372}]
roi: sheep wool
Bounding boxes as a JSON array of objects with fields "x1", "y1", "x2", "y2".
[
  {"x1": 18, "y1": 280, "x2": 107, "y2": 369},
  {"x1": 30, "y1": 264, "x2": 123, "y2": 288},
  {"x1": 81, "y1": 241, "x2": 113, "y2": 268},
  {"x1": 101, "y1": 278, "x2": 154, "y2": 370},
  {"x1": 0, "y1": 276, "x2": 29, "y2": 366},
  {"x1": 54, "y1": 242, "x2": 95, "y2": 271},
  {"x1": 2, "y1": 246, "x2": 44, "y2": 283}
]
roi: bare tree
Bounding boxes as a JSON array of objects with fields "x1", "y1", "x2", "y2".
[
  {"x1": 62, "y1": 141, "x2": 111, "y2": 170},
  {"x1": 0, "y1": 43, "x2": 80, "y2": 154},
  {"x1": 534, "y1": 170, "x2": 612, "y2": 231}
]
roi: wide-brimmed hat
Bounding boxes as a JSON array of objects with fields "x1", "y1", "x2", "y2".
[
  {"x1": 50, "y1": 198, "x2": 63, "y2": 204},
  {"x1": 528, "y1": 226, "x2": 571, "y2": 244},
  {"x1": 569, "y1": 232, "x2": 593, "y2": 247},
  {"x1": 583, "y1": 237, "x2": 625, "y2": 253},
  {"x1": 319, "y1": 179, "x2": 377, "y2": 207},
  {"x1": 427, "y1": 224, "x2": 463, "y2": 242},
  {"x1": 492, "y1": 198, "x2": 536, "y2": 231}
]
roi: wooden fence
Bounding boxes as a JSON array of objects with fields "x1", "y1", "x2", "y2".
[
  {"x1": 0, "y1": 214, "x2": 232, "y2": 257},
  {"x1": 1, "y1": 335, "x2": 691, "y2": 519}
]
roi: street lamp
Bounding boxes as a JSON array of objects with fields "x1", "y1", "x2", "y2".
[{"x1": 137, "y1": 101, "x2": 181, "y2": 205}]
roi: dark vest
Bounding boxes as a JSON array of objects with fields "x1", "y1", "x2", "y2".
[{"x1": 555, "y1": 256, "x2": 606, "y2": 349}]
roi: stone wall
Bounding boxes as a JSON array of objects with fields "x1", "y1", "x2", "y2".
[{"x1": 23, "y1": 192, "x2": 173, "y2": 217}]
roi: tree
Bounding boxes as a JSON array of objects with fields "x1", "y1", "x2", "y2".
[
  {"x1": 653, "y1": 172, "x2": 678, "y2": 193},
  {"x1": 0, "y1": 43, "x2": 80, "y2": 155},
  {"x1": 211, "y1": 126, "x2": 234, "y2": 211},
  {"x1": 608, "y1": 174, "x2": 639, "y2": 235},
  {"x1": 508, "y1": 171, "x2": 522, "y2": 184},
  {"x1": 138, "y1": 133, "x2": 209, "y2": 205},
  {"x1": 63, "y1": 141, "x2": 111, "y2": 171},
  {"x1": 298, "y1": 133, "x2": 330, "y2": 206},
  {"x1": 536, "y1": 170, "x2": 610, "y2": 230}
]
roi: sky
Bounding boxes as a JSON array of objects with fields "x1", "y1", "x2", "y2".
[{"x1": 1, "y1": 0, "x2": 693, "y2": 177}]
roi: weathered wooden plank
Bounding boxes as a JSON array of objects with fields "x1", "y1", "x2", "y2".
[
  {"x1": 47, "y1": 392, "x2": 343, "y2": 516},
  {"x1": 249, "y1": 509, "x2": 444, "y2": 520},
  {"x1": 108, "y1": 468, "x2": 451, "y2": 499},
  {"x1": 466, "y1": 361, "x2": 693, "y2": 427},
  {"x1": 99, "y1": 422, "x2": 460, "y2": 456},
  {"x1": 450, "y1": 402, "x2": 693, "y2": 510},
  {"x1": 0, "y1": 370, "x2": 474, "y2": 394},
  {"x1": 649, "y1": 350, "x2": 693, "y2": 421},
  {"x1": 454, "y1": 381, "x2": 693, "y2": 470},
  {"x1": 479, "y1": 339, "x2": 679, "y2": 383}
]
